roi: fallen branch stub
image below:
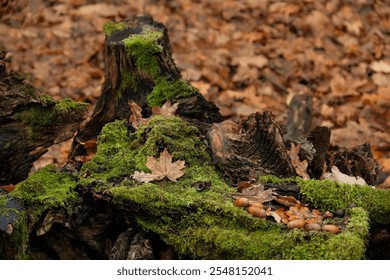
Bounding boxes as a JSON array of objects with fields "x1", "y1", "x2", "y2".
[
  {"x1": 70, "y1": 16, "x2": 223, "y2": 161},
  {"x1": 0, "y1": 43, "x2": 88, "y2": 184}
]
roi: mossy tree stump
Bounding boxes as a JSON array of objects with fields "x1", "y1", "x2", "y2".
[{"x1": 70, "y1": 16, "x2": 223, "y2": 161}]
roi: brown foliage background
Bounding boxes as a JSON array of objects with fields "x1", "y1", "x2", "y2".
[{"x1": 1, "y1": 0, "x2": 389, "y2": 176}]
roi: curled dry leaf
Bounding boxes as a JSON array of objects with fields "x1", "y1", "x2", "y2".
[
  {"x1": 128, "y1": 100, "x2": 149, "y2": 129},
  {"x1": 132, "y1": 149, "x2": 186, "y2": 183},
  {"x1": 288, "y1": 143, "x2": 310, "y2": 179},
  {"x1": 151, "y1": 100, "x2": 178, "y2": 117}
]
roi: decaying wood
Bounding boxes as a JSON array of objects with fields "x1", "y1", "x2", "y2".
[
  {"x1": 0, "y1": 42, "x2": 88, "y2": 184},
  {"x1": 328, "y1": 142, "x2": 381, "y2": 186},
  {"x1": 208, "y1": 110, "x2": 296, "y2": 182}
]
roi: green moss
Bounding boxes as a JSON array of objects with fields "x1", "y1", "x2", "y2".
[
  {"x1": 259, "y1": 175, "x2": 390, "y2": 225},
  {"x1": 12, "y1": 165, "x2": 80, "y2": 221},
  {"x1": 116, "y1": 71, "x2": 136, "y2": 102},
  {"x1": 123, "y1": 31, "x2": 163, "y2": 79},
  {"x1": 19, "y1": 83, "x2": 36, "y2": 97},
  {"x1": 147, "y1": 78, "x2": 199, "y2": 106},
  {"x1": 16, "y1": 97, "x2": 88, "y2": 139},
  {"x1": 81, "y1": 116, "x2": 369, "y2": 259},
  {"x1": 39, "y1": 93, "x2": 56, "y2": 106},
  {"x1": 103, "y1": 21, "x2": 128, "y2": 36}
]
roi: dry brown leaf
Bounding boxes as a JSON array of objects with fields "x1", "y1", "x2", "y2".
[
  {"x1": 151, "y1": 100, "x2": 178, "y2": 117},
  {"x1": 266, "y1": 210, "x2": 282, "y2": 224},
  {"x1": 285, "y1": 204, "x2": 323, "y2": 224},
  {"x1": 132, "y1": 149, "x2": 186, "y2": 183},
  {"x1": 273, "y1": 194, "x2": 299, "y2": 207},
  {"x1": 129, "y1": 100, "x2": 148, "y2": 129},
  {"x1": 288, "y1": 143, "x2": 310, "y2": 179},
  {"x1": 0, "y1": 184, "x2": 15, "y2": 193}
]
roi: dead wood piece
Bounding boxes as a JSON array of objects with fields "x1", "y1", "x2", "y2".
[
  {"x1": 328, "y1": 142, "x2": 381, "y2": 185},
  {"x1": 0, "y1": 43, "x2": 88, "y2": 184},
  {"x1": 208, "y1": 110, "x2": 296, "y2": 182},
  {"x1": 284, "y1": 93, "x2": 313, "y2": 141}
]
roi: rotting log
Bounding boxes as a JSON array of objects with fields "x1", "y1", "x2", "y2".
[
  {"x1": 0, "y1": 42, "x2": 89, "y2": 185},
  {"x1": 70, "y1": 16, "x2": 223, "y2": 161}
]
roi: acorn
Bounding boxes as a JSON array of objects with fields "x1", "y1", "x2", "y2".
[
  {"x1": 247, "y1": 206, "x2": 267, "y2": 218},
  {"x1": 304, "y1": 223, "x2": 322, "y2": 232},
  {"x1": 234, "y1": 197, "x2": 249, "y2": 207},
  {"x1": 287, "y1": 219, "x2": 306, "y2": 229},
  {"x1": 322, "y1": 224, "x2": 340, "y2": 234},
  {"x1": 248, "y1": 201, "x2": 264, "y2": 208}
]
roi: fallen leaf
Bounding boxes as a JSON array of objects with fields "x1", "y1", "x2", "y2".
[
  {"x1": 132, "y1": 171, "x2": 158, "y2": 184},
  {"x1": 151, "y1": 100, "x2": 178, "y2": 117},
  {"x1": 0, "y1": 184, "x2": 15, "y2": 193},
  {"x1": 267, "y1": 210, "x2": 282, "y2": 224},
  {"x1": 273, "y1": 194, "x2": 299, "y2": 207},
  {"x1": 370, "y1": 60, "x2": 390, "y2": 73},
  {"x1": 288, "y1": 143, "x2": 310, "y2": 179},
  {"x1": 129, "y1": 100, "x2": 148, "y2": 129},
  {"x1": 132, "y1": 149, "x2": 186, "y2": 183},
  {"x1": 285, "y1": 204, "x2": 323, "y2": 224}
]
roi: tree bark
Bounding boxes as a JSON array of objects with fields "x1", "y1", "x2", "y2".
[{"x1": 0, "y1": 42, "x2": 88, "y2": 184}]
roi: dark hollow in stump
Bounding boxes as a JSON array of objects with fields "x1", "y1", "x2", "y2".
[
  {"x1": 0, "y1": 42, "x2": 88, "y2": 184},
  {"x1": 70, "y1": 16, "x2": 223, "y2": 161}
]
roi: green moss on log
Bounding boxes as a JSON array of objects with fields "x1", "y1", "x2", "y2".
[
  {"x1": 81, "y1": 116, "x2": 369, "y2": 259},
  {"x1": 12, "y1": 165, "x2": 80, "y2": 221},
  {"x1": 103, "y1": 21, "x2": 128, "y2": 36},
  {"x1": 16, "y1": 97, "x2": 89, "y2": 139},
  {"x1": 147, "y1": 77, "x2": 198, "y2": 107},
  {"x1": 259, "y1": 176, "x2": 390, "y2": 225},
  {"x1": 123, "y1": 31, "x2": 163, "y2": 79}
]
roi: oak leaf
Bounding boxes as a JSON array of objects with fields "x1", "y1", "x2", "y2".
[
  {"x1": 288, "y1": 143, "x2": 310, "y2": 179},
  {"x1": 129, "y1": 100, "x2": 149, "y2": 129},
  {"x1": 132, "y1": 149, "x2": 186, "y2": 183}
]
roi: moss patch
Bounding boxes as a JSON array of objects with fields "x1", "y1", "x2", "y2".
[
  {"x1": 147, "y1": 77, "x2": 199, "y2": 107},
  {"x1": 259, "y1": 176, "x2": 390, "y2": 225},
  {"x1": 12, "y1": 165, "x2": 80, "y2": 221},
  {"x1": 81, "y1": 116, "x2": 369, "y2": 259},
  {"x1": 103, "y1": 21, "x2": 128, "y2": 36},
  {"x1": 123, "y1": 31, "x2": 163, "y2": 79},
  {"x1": 16, "y1": 97, "x2": 88, "y2": 139}
]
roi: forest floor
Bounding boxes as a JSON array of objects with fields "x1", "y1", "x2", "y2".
[{"x1": 1, "y1": 0, "x2": 389, "y2": 187}]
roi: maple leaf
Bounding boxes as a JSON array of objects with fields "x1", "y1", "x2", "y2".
[
  {"x1": 151, "y1": 100, "x2": 178, "y2": 117},
  {"x1": 132, "y1": 149, "x2": 186, "y2": 183},
  {"x1": 288, "y1": 143, "x2": 310, "y2": 179}
]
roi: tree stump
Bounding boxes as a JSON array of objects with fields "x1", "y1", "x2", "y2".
[
  {"x1": 70, "y1": 16, "x2": 223, "y2": 161},
  {"x1": 0, "y1": 42, "x2": 88, "y2": 184}
]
